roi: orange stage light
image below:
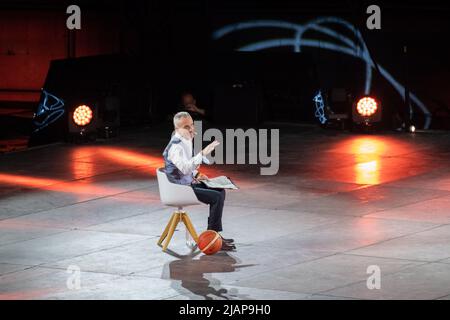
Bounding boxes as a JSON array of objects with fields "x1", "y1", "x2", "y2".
[
  {"x1": 73, "y1": 105, "x2": 93, "y2": 126},
  {"x1": 356, "y1": 97, "x2": 378, "y2": 117}
]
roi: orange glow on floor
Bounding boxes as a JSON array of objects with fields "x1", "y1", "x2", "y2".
[
  {"x1": 332, "y1": 135, "x2": 412, "y2": 157},
  {"x1": 313, "y1": 135, "x2": 432, "y2": 185},
  {"x1": 0, "y1": 148, "x2": 166, "y2": 198},
  {"x1": 351, "y1": 137, "x2": 385, "y2": 155},
  {"x1": 70, "y1": 148, "x2": 95, "y2": 180},
  {"x1": 100, "y1": 147, "x2": 163, "y2": 170},
  {"x1": 0, "y1": 173, "x2": 121, "y2": 196},
  {"x1": 0, "y1": 146, "x2": 225, "y2": 201},
  {"x1": 350, "y1": 138, "x2": 384, "y2": 185},
  {"x1": 0, "y1": 173, "x2": 60, "y2": 189},
  {"x1": 355, "y1": 160, "x2": 380, "y2": 185}
]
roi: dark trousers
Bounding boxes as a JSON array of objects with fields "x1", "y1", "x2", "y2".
[{"x1": 191, "y1": 182, "x2": 226, "y2": 232}]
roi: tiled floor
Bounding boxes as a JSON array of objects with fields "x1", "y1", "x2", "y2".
[{"x1": 1, "y1": 124, "x2": 449, "y2": 299}]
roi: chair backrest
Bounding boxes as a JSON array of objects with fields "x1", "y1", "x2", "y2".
[{"x1": 156, "y1": 168, "x2": 201, "y2": 207}]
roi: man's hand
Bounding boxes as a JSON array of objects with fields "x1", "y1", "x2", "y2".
[
  {"x1": 202, "y1": 140, "x2": 220, "y2": 156},
  {"x1": 178, "y1": 127, "x2": 194, "y2": 140}
]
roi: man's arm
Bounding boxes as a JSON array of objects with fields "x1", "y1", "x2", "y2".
[
  {"x1": 168, "y1": 144, "x2": 203, "y2": 175},
  {"x1": 170, "y1": 140, "x2": 219, "y2": 176}
]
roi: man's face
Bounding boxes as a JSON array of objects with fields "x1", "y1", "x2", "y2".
[
  {"x1": 181, "y1": 94, "x2": 196, "y2": 107},
  {"x1": 176, "y1": 116, "x2": 195, "y2": 140}
]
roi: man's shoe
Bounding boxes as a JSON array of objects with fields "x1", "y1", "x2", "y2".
[
  {"x1": 219, "y1": 234, "x2": 234, "y2": 243},
  {"x1": 220, "y1": 242, "x2": 236, "y2": 251}
]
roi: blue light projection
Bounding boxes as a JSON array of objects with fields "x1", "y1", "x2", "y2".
[
  {"x1": 33, "y1": 90, "x2": 65, "y2": 133},
  {"x1": 313, "y1": 91, "x2": 327, "y2": 124},
  {"x1": 212, "y1": 17, "x2": 432, "y2": 129}
]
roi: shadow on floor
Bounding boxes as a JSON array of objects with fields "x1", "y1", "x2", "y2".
[{"x1": 162, "y1": 248, "x2": 254, "y2": 300}]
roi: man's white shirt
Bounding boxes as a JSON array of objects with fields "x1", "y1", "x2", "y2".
[{"x1": 167, "y1": 132, "x2": 209, "y2": 177}]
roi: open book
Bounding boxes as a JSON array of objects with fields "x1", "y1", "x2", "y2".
[{"x1": 202, "y1": 176, "x2": 239, "y2": 190}]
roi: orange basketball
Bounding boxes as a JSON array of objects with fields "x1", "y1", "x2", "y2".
[{"x1": 197, "y1": 230, "x2": 222, "y2": 255}]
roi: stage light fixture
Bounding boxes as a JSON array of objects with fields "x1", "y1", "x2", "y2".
[
  {"x1": 73, "y1": 105, "x2": 93, "y2": 126},
  {"x1": 68, "y1": 102, "x2": 98, "y2": 142},
  {"x1": 352, "y1": 95, "x2": 382, "y2": 127},
  {"x1": 356, "y1": 97, "x2": 378, "y2": 117}
]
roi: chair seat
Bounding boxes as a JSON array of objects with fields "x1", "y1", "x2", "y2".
[{"x1": 156, "y1": 168, "x2": 201, "y2": 207}]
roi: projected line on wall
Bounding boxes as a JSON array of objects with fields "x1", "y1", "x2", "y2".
[
  {"x1": 33, "y1": 90, "x2": 65, "y2": 133},
  {"x1": 313, "y1": 91, "x2": 327, "y2": 124},
  {"x1": 212, "y1": 17, "x2": 432, "y2": 129}
]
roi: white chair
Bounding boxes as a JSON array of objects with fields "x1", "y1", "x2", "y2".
[{"x1": 156, "y1": 168, "x2": 201, "y2": 251}]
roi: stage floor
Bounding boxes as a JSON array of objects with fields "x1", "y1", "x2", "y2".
[{"x1": 1, "y1": 124, "x2": 450, "y2": 300}]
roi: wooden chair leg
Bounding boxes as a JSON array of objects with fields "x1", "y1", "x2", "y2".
[
  {"x1": 162, "y1": 212, "x2": 180, "y2": 251},
  {"x1": 157, "y1": 212, "x2": 176, "y2": 246},
  {"x1": 181, "y1": 212, "x2": 199, "y2": 243}
]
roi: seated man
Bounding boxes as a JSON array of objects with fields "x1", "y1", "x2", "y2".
[{"x1": 162, "y1": 111, "x2": 235, "y2": 251}]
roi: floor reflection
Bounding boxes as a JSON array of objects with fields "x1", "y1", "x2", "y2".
[
  {"x1": 312, "y1": 135, "x2": 435, "y2": 185},
  {"x1": 355, "y1": 160, "x2": 380, "y2": 185},
  {"x1": 163, "y1": 250, "x2": 253, "y2": 300}
]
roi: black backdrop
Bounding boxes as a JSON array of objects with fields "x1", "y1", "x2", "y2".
[
  {"x1": 150, "y1": 0, "x2": 450, "y2": 128},
  {"x1": 24, "y1": 0, "x2": 450, "y2": 137}
]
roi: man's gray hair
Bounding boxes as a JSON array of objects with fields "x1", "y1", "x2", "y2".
[{"x1": 173, "y1": 111, "x2": 192, "y2": 128}]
